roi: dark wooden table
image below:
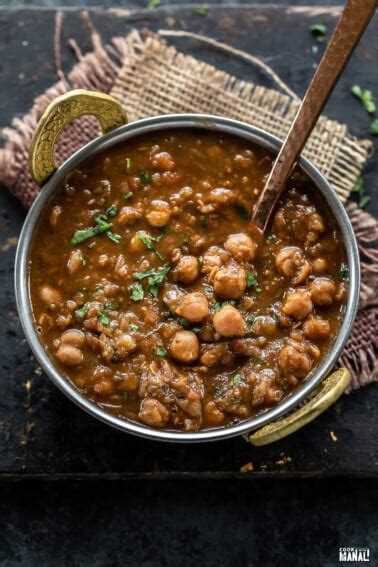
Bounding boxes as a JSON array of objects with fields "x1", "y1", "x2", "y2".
[{"x1": 0, "y1": 5, "x2": 377, "y2": 478}]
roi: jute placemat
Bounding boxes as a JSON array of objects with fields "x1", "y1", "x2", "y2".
[{"x1": 0, "y1": 19, "x2": 376, "y2": 390}]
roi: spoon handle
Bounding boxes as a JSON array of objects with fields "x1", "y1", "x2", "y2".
[{"x1": 251, "y1": 0, "x2": 376, "y2": 232}]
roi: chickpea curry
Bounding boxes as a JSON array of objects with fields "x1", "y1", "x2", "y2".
[{"x1": 29, "y1": 129, "x2": 348, "y2": 431}]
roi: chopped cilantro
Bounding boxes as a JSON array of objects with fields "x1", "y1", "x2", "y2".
[
  {"x1": 106, "y1": 231, "x2": 121, "y2": 244},
  {"x1": 125, "y1": 158, "x2": 132, "y2": 173},
  {"x1": 339, "y1": 263, "x2": 348, "y2": 282},
  {"x1": 371, "y1": 119, "x2": 378, "y2": 136},
  {"x1": 122, "y1": 192, "x2": 133, "y2": 201},
  {"x1": 70, "y1": 215, "x2": 112, "y2": 245},
  {"x1": 246, "y1": 272, "x2": 262, "y2": 293},
  {"x1": 74, "y1": 302, "x2": 90, "y2": 319},
  {"x1": 351, "y1": 85, "x2": 376, "y2": 114},
  {"x1": 106, "y1": 204, "x2": 118, "y2": 217},
  {"x1": 154, "y1": 346, "x2": 167, "y2": 357},
  {"x1": 309, "y1": 22, "x2": 327, "y2": 42},
  {"x1": 134, "y1": 265, "x2": 170, "y2": 297},
  {"x1": 194, "y1": 6, "x2": 208, "y2": 16},
  {"x1": 233, "y1": 203, "x2": 250, "y2": 219},
  {"x1": 148, "y1": 0, "x2": 160, "y2": 8},
  {"x1": 253, "y1": 356, "x2": 266, "y2": 365},
  {"x1": 214, "y1": 385, "x2": 227, "y2": 398},
  {"x1": 139, "y1": 170, "x2": 152, "y2": 186},
  {"x1": 229, "y1": 396, "x2": 241, "y2": 404},
  {"x1": 104, "y1": 302, "x2": 119, "y2": 311},
  {"x1": 129, "y1": 323, "x2": 139, "y2": 332},
  {"x1": 266, "y1": 233, "x2": 278, "y2": 242},
  {"x1": 130, "y1": 283, "x2": 144, "y2": 302},
  {"x1": 352, "y1": 176, "x2": 370, "y2": 209},
  {"x1": 214, "y1": 300, "x2": 236, "y2": 312},
  {"x1": 97, "y1": 311, "x2": 110, "y2": 326},
  {"x1": 137, "y1": 231, "x2": 164, "y2": 261},
  {"x1": 178, "y1": 318, "x2": 191, "y2": 329},
  {"x1": 231, "y1": 373, "x2": 242, "y2": 385}
]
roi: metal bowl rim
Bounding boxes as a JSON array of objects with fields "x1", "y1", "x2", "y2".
[{"x1": 14, "y1": 113, "x2": 360, "y2": 443}]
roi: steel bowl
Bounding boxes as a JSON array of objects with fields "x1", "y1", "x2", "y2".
[{"x1": 14, "y1": 92, "x2": 360, "y2": 444}]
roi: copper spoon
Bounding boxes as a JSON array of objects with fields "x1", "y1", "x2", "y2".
[{"x1": 251, "y1": 0, "x2": 376, "y2": 235}]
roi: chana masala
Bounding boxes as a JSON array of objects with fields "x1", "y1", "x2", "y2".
[{"x1": 29, "y1": 129, "x2": 348, "y2": 431}]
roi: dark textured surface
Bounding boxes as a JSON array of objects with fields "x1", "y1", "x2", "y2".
[
  {"x1": 0, "y1": 479, "x2": 377, "y2": 566},
  {"x1": 0, "y1": 5, "x2": 377, "y2": 478}
]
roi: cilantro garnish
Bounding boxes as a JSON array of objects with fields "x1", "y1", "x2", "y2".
[
  {"x1": 74, "y1": 302, "x2": 90, "y2": 319},
  {"x1": 106, "y1": 231, "x2": 121, "y2": 244},
  {"x1": 106, "y1": 204, "x2": 118, "y2": 217},
  {"x1": 130, "y1": 283, "x2": 144, "y2": 302},
  {"x1": 97, "y1": 311, "x2": 110, "y2": 326},
  {"x1": 309, "y1": 22, "x2": 327, "y2": 42},
  {"x1": 246, "y1": 272, "x2": 262, "y2": 293},
  {"x1": 339, "y1": 263, "x2": 348, "y2": 282},
  {"x1": 134, "y1": 265, "x2": 170, "y2": 297},
  {"x1": 352, "y1": 176, "x2": 371, "y2": 209},
  {"x1": 351, "y1": 85, "x2": 376, "y2": 114},
  {"x1": 129, "y1": 323, "x2": 139, "y2": 332},
  {"x1": 213, "y1": 300, "x2": 236, "y2": 312},
  {"x1": 154, "y1": 346, "x2": 167, "y2": 357},
  {"x1": 122, "y1": 192, "x2": 133, "y2": 201},
  {"x1": 137, "y1": 231, "x2": 164, "y2": 261},
  {"x1": 231, "y1": 374, "x2": 242, "y2": 385},
  {"x1": 70, "y1": 215, "x2": 113, "y2": 245},
  {"x1": 370, "y1": 119, "x2": 378, "y2": 136},
  {"x1": 194, "y1": 6, "x2": 208, "y2": 16},
  {"x1": 139, "y1": 171, "x2": 152, "y2": 186}
]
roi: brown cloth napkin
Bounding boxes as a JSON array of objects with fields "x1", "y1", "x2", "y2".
[{"x1": 0, "y1": 25, "x2": 376, "y2": 391}]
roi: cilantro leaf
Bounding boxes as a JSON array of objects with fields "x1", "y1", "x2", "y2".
[
  {"x1": 129, "y1": 323, "x2": 139, "y2": 332},
  {"x1": 370, "y1": 119, "x2": 378, "y2": 136},
  {"x1": 351, "y1": 85, "x2": 376, "y2": 114},
  {"x1": 246, "y1": 272, "x2": 262, "y2": 293},
  {"x1": 106, "y1": 231, "x2": 121, "y2": 244},
  {"x1": 122, "y1": 192, "x2": 133, "y2": 201},
  {"x1": 231, "y1": 373, "x2": 242, "y2": 385},
  {"x1": 106, "y1": 204, "x2": 118, "y2": 217},
  {"x1": 70, "y1": 215, "x2": 113, "y2": 245},
  {"x1": 137, "y1": 231, "x2": 164, "y2": 261},
  {"x1": 139, "y1": 170, "x2": 152, "y2": 186},
  {"x1": 97, "y1": 311, "x2": 110, "y2": 326},
  {"x1": 339, "y1": 263, "x2": 348, "y2": 282},
  {"x1": 134, "y1": 265, "x2": 170, "y2": 297},
  {"x1": 154, "y1": 346, "x2": 167, "y2": 357},
  {"x1": 130, "y1": 283, "x2": 144, "y2": 302},
  {"x1": 214, "y1": 300, "x2": 236, "y2": 312},
  {"x1": 310, "y1": 22, "x2": 327, "y2": 42},
  {"x1": 194, "y1": 6, "x2": 208, "y2": 15},
  {"x1": 74, "y1": 302, "x2": 90, "y2": 319}
]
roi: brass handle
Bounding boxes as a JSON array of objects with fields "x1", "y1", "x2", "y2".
[
  {"x1": 29, "y1": 89, "x2": 128, "y2": 186},
  {"x1": 248, "y1": 368, "x2": 351, "y2": 446}
]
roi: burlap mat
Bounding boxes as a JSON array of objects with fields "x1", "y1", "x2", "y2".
[{"x1": 0, "y1": 22, "x2": 376, "y2": 390}]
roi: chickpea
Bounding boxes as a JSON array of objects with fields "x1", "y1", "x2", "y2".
[
  {"x1": 118, "y1": 206, "x2": 142, "y2": 225},
  {"x1": 282, "y1": 289, "x2": 313, "y2": 320},
  {"x1": 213, "y1": 264, "x2": 246, "y2": 300},
  {"x1": 67, "y1": 249, "x2": 83, "y2": 275},
  {"x1": 310, "y1": 277, "x2": 336, "y2": 306},
  {"x1": 151, "y1": 151, "x2": 175, "y2": 171},
  {"x1": 39, "y1": 285, "x2": 62, "y2": 306},
  {"x1": 224, "y1": 233, "x2": 257, "y2": 262},
  {"x1": 138, "y1": 398, "x2": 170, "y2": 427},
  {"x1": 115, "y1": 333, "x2": 137, "y2": 354},
  {"x1": 208, "y1": 187, "x2": 234, "y2": 205},
  {"x1": 306, "y1": 212, "x2": 325, "y2": 233},
  {"x1": 130, "y1": 233, "x2": 147, "y2": 253},
  {"x1": 170, "y1": 330, "x2": 200, "y2": 364},
  {"x1": 275, "y1": 246, "x2": 311, "y2": 285},
  {"x1": 279, "y1": 342, "x2": 312, "y2": 378},
  {"x1": 173, "y1": 255, "x2": 199, "y2": 284},
  {"x1": 213, "y1": 305, "x2": 246, "y2": 337},
  {"x1": 146, "y1": 199, "x2": 171, "y2": 228},
  {"x1": 312, "y1": 258, "x2": 328, "y2": 275},
  {"x1": 303, "y1": 316, "x2": 331, "y2": 341},
  {"x1": 201, "y1": 246, "x2": 229, "y2": 274},
  {"x1": 204, "y1": 401, "x2": 225, "y2": 425},
  {"x1": 55, "y1": 344, "x2": 83, "y2": 367},
  {"x1": 176, "y1": 292, "x2": 209, "y2": 322},
  {"x1": 252, "y1": 316, "x2": 277, "y2": 337},
  {"x1": 61, "y1": 329, "x2": 85, "y2": 347}
]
